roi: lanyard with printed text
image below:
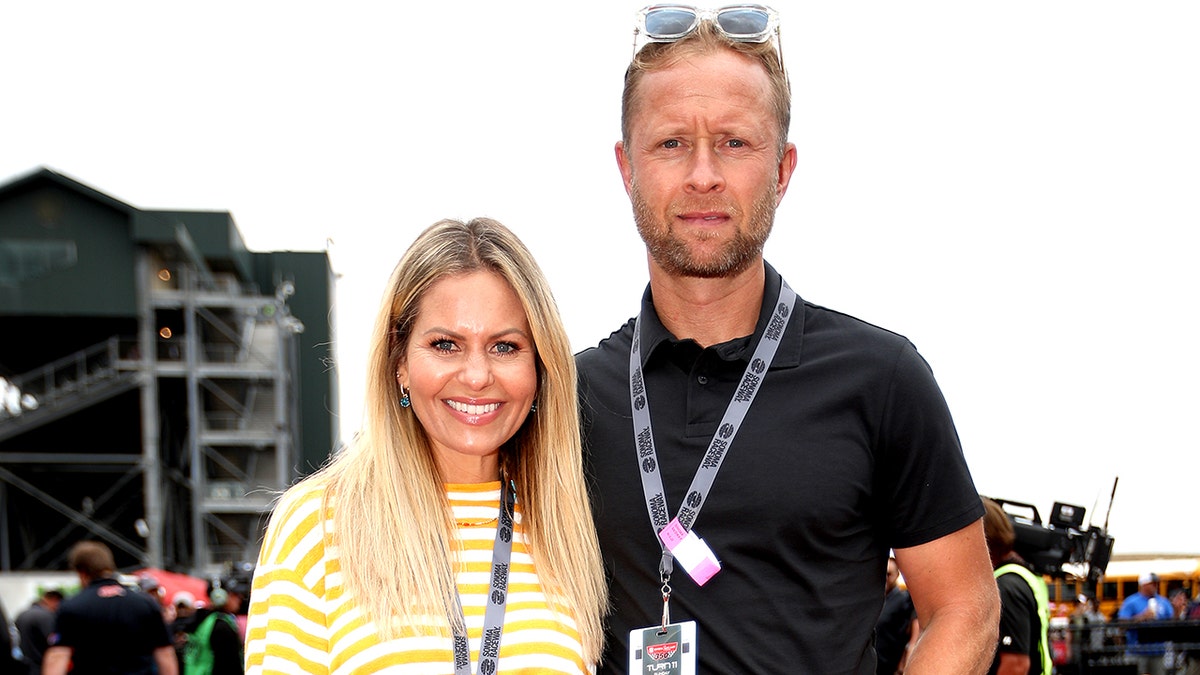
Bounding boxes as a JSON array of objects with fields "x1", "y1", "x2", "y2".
[
  {"x1": 452, "y1": 479, "x2": 515, "y2": 675},
  {"x1": 628, "y1": 282, "x2": 796, "y2": 591}
]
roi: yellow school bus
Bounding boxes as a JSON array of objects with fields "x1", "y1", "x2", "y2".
[{"x1": 1044, "y1": 554, "x2": 1200, "y2": 618}]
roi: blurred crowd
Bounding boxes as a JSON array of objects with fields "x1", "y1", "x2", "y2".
[{"x1": 0, "y1": 541, "x2": 251, "y2": 675}]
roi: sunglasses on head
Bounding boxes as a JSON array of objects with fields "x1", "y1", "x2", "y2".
[{"x1": 632, "y1": 4, "x2": 782, "y2": 66}]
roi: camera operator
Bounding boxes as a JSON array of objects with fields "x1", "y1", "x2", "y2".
[{"x1": 983, "y1": 498, "x2": 1053, "y2": 675}]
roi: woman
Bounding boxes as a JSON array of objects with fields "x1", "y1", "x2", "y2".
[{"x1": 244, "y1": 218, "x2": 607, "y2": 674}]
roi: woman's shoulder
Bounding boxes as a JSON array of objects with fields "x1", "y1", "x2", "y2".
[
  {"x1": 273, "y1": 477, "x2": 331, "y2": 520},
  {"x1": 259, "y1": 478, "x2": 334, "y2": 562}
]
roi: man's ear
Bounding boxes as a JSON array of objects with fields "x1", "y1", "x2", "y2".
[
  {"x1": 775, "y1": 142, "x2": 798, "y2": 204},
  {"x1": 615, "y1": 141, "x2": 635, "y2": 198}
]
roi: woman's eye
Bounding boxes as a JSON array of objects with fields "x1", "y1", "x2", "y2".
[
  {"x1": 432, "y1": 339, "x2": 455, "y2": 352},
  {"x1": 494, "y1": 342, "x2": 518, "y2": 355}
]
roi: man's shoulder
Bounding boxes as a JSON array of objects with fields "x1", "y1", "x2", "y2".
[
  {"x1": 996, "y1": 567, "x2": 1037, "y2": 592},
  {"x1": 996, "y1": 570, "x2": 1038, "y2": 618},
  {"x1": 575, "y1": 317, "x2": 636, "y2": 370},
  {"x1": 800, "y1": 299, "x2": 912, "y2": 349},
  {"x1": 59, "y1": 585, "x2": 100, "y2": 611},
  {"x1": 1118, "y1": 594, "x2": 1145, "y2": 615},
  {"x1": 16, "y1": 604, "x2": 45, "y2": 620}
]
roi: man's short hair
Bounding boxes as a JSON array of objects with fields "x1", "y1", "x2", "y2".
[
  {"x1": 621, "y1": 20, "x2": 791, "y2": 157},
  {"x1": 981, "y1": 498, "x2": 1016, "y2": 557},
  {"x1": 67, "y1": 540, "x2": 116, "y2": 579},
  {"x1": 42, "y1": 588, "x2": 64, "y2": 602}
]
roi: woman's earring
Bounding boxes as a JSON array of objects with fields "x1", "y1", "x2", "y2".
[
  {"x1": 400, "y1": 383, "x2": 411, "y2": 408},
  {"x1": 530, "y1": 400, "x2": 538, "y2": 413}
]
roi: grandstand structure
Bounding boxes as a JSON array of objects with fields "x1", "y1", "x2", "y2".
[{"x1": 0, "y1": 168, "x2": 338, "y2": 577}]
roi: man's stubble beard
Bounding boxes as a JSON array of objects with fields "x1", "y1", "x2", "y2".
[{"x1": 630, "y1": 178, "x2": 778, "y2": 279}]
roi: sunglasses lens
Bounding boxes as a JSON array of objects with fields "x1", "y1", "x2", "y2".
[
  {"x1": 645, "y1": 7, "x2": 699, "y2": 38},
  {"x1": 716, "y1": 8, "x2": 770, "y2": 38}
]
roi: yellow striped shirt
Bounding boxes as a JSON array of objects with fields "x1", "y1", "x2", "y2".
[{"x1": 244, "y1": 480, "x2": 592, "y2": 674}]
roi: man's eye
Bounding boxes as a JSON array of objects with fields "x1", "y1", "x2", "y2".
[
  {"x1": 662, "y1": 139, "x2": 681, "y2": 149},
  {"x1": 727, "y1": 139, "x2": 746, "y2": 148}
]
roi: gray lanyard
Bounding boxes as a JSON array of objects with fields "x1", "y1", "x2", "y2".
[
  {"x1": 628, "y1": 284, "x2": 796, "y2": 580},
  {"x1": 452, "y1": 479, "x2": 515, "y2": 675}
]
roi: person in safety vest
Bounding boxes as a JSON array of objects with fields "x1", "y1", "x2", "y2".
[
  {"x1": 181, "y1": 575, "x2": 245, "y2": 675},
  {"x1": 982, "y1": 498, "x2": 1052, "y2": 675}
]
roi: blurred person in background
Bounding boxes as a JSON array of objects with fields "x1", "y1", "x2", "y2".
[
  {"x1": 180, "y1": 578, "x2": 244, "y2": 675},
  {"x1": 14, "y1": 588, "x2": 62, "y2": 675},
  {"x1": 982, "y1": 498, "x2": 1051, "y2": 675},
  {"x1": 0, "y1": 599, "x2": 18, "y2": 675},
  {"x1": 875, "y1": 556, "x2": 919, "y2": 675},
  {"x1": 171, "y1": 591, "x2": 198, "y2": 669},
  {"x1": 1118, "y1": 572, "x2": 1173, "y2": 675},
  {"x1": 42, "y1": 540, "x2": 177, "y2": 675}
]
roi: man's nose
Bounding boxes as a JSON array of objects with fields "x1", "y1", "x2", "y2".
[{"x1": 685, "y1": 145, "x2": 725, "y2": 193}]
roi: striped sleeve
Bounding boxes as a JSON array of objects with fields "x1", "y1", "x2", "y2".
[{"x1": 245, "y1": 482, "x2": 331, "y2": 675}]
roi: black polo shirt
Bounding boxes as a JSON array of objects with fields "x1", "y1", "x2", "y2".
[
  {"x1": 578, "y1": 261, "x2": 983, "y2": 674},
  {"x1": 52, "y1": 577, "x2": 172, "y2": 675}
]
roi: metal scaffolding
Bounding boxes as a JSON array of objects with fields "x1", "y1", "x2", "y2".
[{"x1": 0, "y1": 248, "x2": 303, "y2": 577}]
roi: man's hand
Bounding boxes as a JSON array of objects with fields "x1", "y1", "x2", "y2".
[{"x1": 41, "y1": 646, "x2": 72, "y2": 675}]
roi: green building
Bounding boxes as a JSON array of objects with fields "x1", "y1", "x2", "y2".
[{"x1": 0, "y1": 167, "x2": 338, "y2": 576}]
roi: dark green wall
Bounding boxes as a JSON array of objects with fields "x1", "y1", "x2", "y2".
[
  {"x1": 254, "y1": 251, "x2": 340, "y2": 472},
  {"x1": 0, "y1": 184, "x2": 138, "y2": 317}
]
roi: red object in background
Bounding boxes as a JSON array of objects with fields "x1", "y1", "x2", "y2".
[
  {"x1": 1051, "y1": 638, "x2": 1070, "y2": 665},
  {"x1": 132, "y1": 567, "x2": 211, "y2": 607}
]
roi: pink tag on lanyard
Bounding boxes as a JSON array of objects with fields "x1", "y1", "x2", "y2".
[{"x1": 658, "y1": 518, "x2": 722, "y2": 586}]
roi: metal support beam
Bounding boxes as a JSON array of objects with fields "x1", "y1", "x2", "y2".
[
  {"x1": 0, "y1": 464, "x2": 145, "y2": 561},
  {"x1": 137, "y1": 252, "x2": 165, "y2": 569},
  {"x1": 0, "y1": 452, "x2": 141, "y2": 464}
]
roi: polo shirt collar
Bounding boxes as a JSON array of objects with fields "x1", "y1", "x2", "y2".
[{"x1": 637, "y1": 260, "x2": 803, "y2": 368}]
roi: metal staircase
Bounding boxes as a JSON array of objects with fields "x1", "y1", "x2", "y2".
[
  {"x1": 0, "y1": 262, "x2": 302, "y2": 575},
  {"x1": 0, "y1": 336, "x2": 142, "y2": 443}
]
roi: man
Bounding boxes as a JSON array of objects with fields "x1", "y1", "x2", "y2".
[
  {"x1": 1117, "y1": 572, "x2": 1174, "y2": 675},
  {"x1": 42, "y1": 541, "x2": 177, "y2": 675},
  {"x1": 170, "y1": 592, "x2": 198, "y2": 668},
  {"x1": 0, "y1": 599, "x2": 18, "y2": 675},
  {"x1": 876, "y1": 557, "x2": 918, "y2": 675},
  {"x1": 1170, "y1": 588, "x2": 1190, "y2": 619},
  {"x1": 1071, "y1": 591, "x2": 1109, "y2": 663},
  {"x1": 981, "y1": 498, "x2": 1052, "y2": 675},
  {"x1": 576, "y1": 5, "x2": 999, "y2": 673},
  {"x1": 180, "y1": 576, "x2": 244, "y2": 675},
  {"x1": 14, "y1": 588, "x2": 63, "y2": 675},
  {"x1": 138, "y1": 573, "x2": 175, "y2": 624}
]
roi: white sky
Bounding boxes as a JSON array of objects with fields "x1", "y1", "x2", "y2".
[{"x1": 3, "y1": 1, "x2": 1197, "y2": 557}]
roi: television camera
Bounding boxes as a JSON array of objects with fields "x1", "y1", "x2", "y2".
[{"x1": 989, "y1": 490, "x2": 1116, "y2": 584}]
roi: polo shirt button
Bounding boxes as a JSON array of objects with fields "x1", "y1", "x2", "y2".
[{"x1": 697, "y1": 376, "x2": 708, "y2": 385}]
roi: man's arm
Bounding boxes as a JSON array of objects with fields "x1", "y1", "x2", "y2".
[
  {"x1": 41, "y1": 646, "x2": 72, "y2": 675},
  {"x1": 895, "y1": 519, "x2": 1000, "y2": 675},
  {"x1": 996, "y1": 652, "x2": 1032, "y2": 675},
  {"x1": 152, "y1": 645, "x2": 179, "y2": 675},
  {"x1": 897, "y1": 615, "x2": 921, "y2": 674}
]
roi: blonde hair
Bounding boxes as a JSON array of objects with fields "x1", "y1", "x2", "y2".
[
  {"x1": 622, "y1": 20, "x2": 791, "y2": 157},
  {"x1": 296, "y1": 218, "x2": 606, "y2": 661}
]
